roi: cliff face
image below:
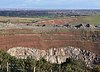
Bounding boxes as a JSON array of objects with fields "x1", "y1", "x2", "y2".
[
  {"x1": 0, "y1": 23, "x2": 100, "y2": 68},
  {"x1": 0, "y1": 23, "x2": 100, "y2": 55},
  {"x1": 7, "y1": 46, "x2": 100, "y2": 68},
  {"x1": 0, "y1": 30, "x2": 100, "y2": 55}
]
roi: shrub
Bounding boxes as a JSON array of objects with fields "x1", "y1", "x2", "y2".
[{"x1": 93, "y1": 65, "x2": 100, "y2": 72}]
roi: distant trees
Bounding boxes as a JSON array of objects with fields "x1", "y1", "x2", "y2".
[{"x1": 0, "y1": 10, "x2": 99, "y2": 17}]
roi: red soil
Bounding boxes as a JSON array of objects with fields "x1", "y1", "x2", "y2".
[
  {"x1": 36, "y1": 18, "x2": 77, "y2": 25},
  {"x1": 0, "y1": 32, "x2": 100, "y2": 55}
]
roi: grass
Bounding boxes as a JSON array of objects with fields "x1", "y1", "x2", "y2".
[
  {"x1": 0, "y1": 16, "x2": 45, "y2": 23},
  {"x1": 36, "y1": 15, "x2": 100, "y2": 25},
  {"x1": 0, "y1": 15, "x2": 100, "y2": 25},
  {"x1": 71, "y1": 15, "x2": 100, "y2": 25}
]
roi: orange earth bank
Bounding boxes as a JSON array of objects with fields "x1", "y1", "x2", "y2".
[
  {"x1": 36, "y1": 18, "x2": 77, "y2": 25},
  {"x1": 0, "y1": 32, "x2": 99, "y2": 55}
]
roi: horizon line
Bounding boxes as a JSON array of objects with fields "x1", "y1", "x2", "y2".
[{"x1": 0, "y1": 8, "x2": 100, "y2": 11}]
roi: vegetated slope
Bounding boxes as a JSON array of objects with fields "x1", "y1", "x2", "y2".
[{"x1": 0, "y1": 30, "x2": 100, "y2": 55}]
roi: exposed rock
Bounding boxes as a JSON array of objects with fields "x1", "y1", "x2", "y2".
[
  {"x1": 7, "y1": 46, "x2": 100, "y2": 68},
  {"x1": 75, "y1": 24, "x2": 83, "y2": 29},
  {"x1": 75, "y1": 24, "x2": 96, "y2": 29},
  {"x1": 96, "y1": 25, "x2": 100, "y2": 29},
  {"x1": 85, "y1": 24, "x2": 96, "y2": 29},
  {"x1": 0, "y1": 23, "x2": 99, "y2": 30}
]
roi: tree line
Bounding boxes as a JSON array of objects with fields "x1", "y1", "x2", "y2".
[{"x1": 0, "y1": 50, "x2": 100, "y2": 72}]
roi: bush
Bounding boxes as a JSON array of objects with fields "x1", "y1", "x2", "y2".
[
  {"x1": 61, "y1": 58, "x2": 90, "y2": 72},
  {"x1": 0, "y1": 50, "x2": 90, "y2": 72},
  {"x1": 93, "y1": 65, "x2": 100, "y2": 72}
]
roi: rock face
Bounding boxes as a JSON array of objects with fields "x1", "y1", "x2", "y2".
[
  {"x1": 7, "y1": 46, "x2": 100, "y2": 68},
  {"x1": 0, "y1": 23, "x2": 100, "y2": 55}
]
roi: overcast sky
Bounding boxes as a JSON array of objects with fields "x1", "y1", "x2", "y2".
[{"x1": 0, "y1": 0, "x2": 100, "y2": 9}]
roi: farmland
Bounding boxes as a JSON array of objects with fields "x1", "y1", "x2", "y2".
[
  {"x1": 73, "y1": 15, "x2": 100, "y2": 25},
  {"x1": 0, "y1": 15, "x2": 100, "y2": 25}
]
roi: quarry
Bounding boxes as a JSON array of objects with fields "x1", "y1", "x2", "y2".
[
  {"x1": 0, "y1": 10, "x2": 100, "y2": 72},
  {"x1": 0, "y1": 21, "x2": 100, "y2": 68}
]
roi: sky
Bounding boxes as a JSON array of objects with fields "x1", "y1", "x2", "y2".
[{"x1": 0, "y1": 0, "x2": 100, "y2": 9}]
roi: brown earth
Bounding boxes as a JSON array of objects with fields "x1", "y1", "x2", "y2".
[
  {"x1": 36, "y1": 18, "x2": 77, "y2": 25},
  {"x1": 0, "y1": 31, "x2": 100, "y2": 55}
]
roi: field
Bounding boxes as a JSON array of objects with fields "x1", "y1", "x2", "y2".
[
  {"x1": 0, "y1": 15, "x2": 100, "y2": 55},
  {"x1": 0, "y1": 16, "x2": 45, "y2": 23},
  {"x1": 0, "y1": 15, "x2": 100, "y2": 25},
  {"x1": 73, "y1": 15, "x2": 100, "y2": 25}
]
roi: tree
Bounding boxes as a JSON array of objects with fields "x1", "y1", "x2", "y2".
[
  {"x1": 0, "y1": 50, "x2": 12, "y2": 72},
  {"x1": 0, "y1": 50, "x2": 91, "y2": 72},
  {"x1": 61, "y1": 58, "x2": 90, "y2": 72},
  {"x1": 93, "y1": 65, "x2": 100, "y2": 72}
]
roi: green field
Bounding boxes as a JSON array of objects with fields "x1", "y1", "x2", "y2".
[{"x1": 72, "y1": 15, "x2": 100, "y2": 25}]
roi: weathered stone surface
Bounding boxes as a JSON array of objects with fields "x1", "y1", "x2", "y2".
[{"x1": 7, "y1": 46, "x2": 100, "y2": 68}]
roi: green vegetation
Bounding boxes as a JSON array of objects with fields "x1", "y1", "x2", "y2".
[
  {"x1": 0, "y1": 16, "x2": 43, "y2": 23},
  {"x1": 0, "y1": 50, "x2": 91, "y2": 72},
  {"x1": 93, "y1": 65, "x2": 100, "y2": 72},
  {"x1": 72, "y1": 15, "x2": 100, "y2": 25}
]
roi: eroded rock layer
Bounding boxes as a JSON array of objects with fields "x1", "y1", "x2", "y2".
[
  {"x1": 7, "y1": 46, "x2": 100, "y2": 68},
  {"x1": 0, "y1": 30, "x2": 100, "y2": 55}
]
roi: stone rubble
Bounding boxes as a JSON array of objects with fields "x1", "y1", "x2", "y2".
[
  {"x1": 7, "y1": 46, "x2": 100, "y2": 68},
  {"x1": 0, "y1": 23, "x2": 100, "y2": 30}
]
